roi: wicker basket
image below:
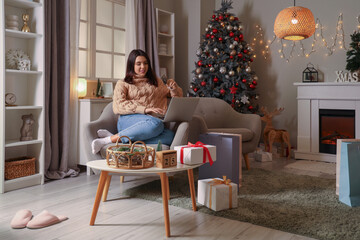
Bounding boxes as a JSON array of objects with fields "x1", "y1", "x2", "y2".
[
  {"x1": 5, "y1": 157, "x2": 36, "y2": 180},
  {"x1": 106, "y1": 136, "x2": 155, "y2": 169}
]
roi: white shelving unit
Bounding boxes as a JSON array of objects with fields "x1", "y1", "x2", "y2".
[
  {"x1": 0, "y1": 0, "x2": 44, "y2": 193},
  {"x1": 156, "y1": 8, "x2": 175, "y2": 79}
]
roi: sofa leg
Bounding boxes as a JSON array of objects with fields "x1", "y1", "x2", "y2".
[
  {"x1": 243, "y1": 153, "x2": 250, "y2": 170},
  {"x1": 120, "y1": 176, "x2": 125, "y2": 183}
]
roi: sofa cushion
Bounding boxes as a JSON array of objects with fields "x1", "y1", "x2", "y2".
[
  {"x1": 207, "y1": 128, "x2": 254, "y2": 142},
  {"x1": 100, "y1": 143, "x2": 170, "y2": 159}
]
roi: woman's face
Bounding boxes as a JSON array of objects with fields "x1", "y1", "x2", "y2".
[{"x1": 134, "y1": 56, "x2": 149, "y2": 78}]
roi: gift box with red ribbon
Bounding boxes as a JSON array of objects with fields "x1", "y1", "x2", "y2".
[
  {"x1": 174, "y1": 141, "x2": 216, "y2": 165},
  {"x1": 197, "y1": 176, "x2": 238, "y2": 211}
]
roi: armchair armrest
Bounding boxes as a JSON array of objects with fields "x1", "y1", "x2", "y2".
[{"x1": 170, "y1": 121, "x2": 190, "y2": 149}]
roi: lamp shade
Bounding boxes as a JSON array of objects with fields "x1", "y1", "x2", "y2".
[
  {"x1": 274, "y1": 6, "x2": 315, "y2": 41},
  {"x1": 78, "y1": 78, "x2": 87, "y2": 98}
]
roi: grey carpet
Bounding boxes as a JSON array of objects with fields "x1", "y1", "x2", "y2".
[{"x1": 124, "y1": 168, "x2": 360, "y2": 240}]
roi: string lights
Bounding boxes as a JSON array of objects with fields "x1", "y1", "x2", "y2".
[{"x1": 256, "y1": 13, "x2": 358, "y2": 62}]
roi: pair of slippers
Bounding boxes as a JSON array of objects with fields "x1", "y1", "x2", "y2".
[{"x1": 10, "y1": 209, "x2": 68, "y2": 229}]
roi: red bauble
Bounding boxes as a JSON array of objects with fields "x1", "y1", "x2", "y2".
[
  {"x1": 219, "y1": 15, "x2": 224, "y2": 21},
  {"x1": 213, "y1": 77, "x2": 219, "y2": 83},
  {"x1": 242, "y1": 79, "x2": 247, "y2": 83},
  {"x1": 234, "y1": 17, "x2": 239, "y2": 21},
  {"x1": 238, "y1": 53, "x2": 243, "y2": 58},
  {"x1": 239, "y1": 34, "x2": 244, "y2": 39},
  {"x1": 218, "y1": 37, "x2": 223, "y2": 42},
  {"x1": 206, "y1": 34, "x2": 210, "y2": 38},
  {"x1": 212, "y1": 15, "x2": 216, "y2": 19},
  {"x1": 212, "y1": 29, "x2": 218, "y2": 34},
  {"x1": 215, "y1": 17, "x2": 219, "y2": 21},
  {"x1": 232, "y1": 99, "x2": 235, "y2": 103},
  {"x1": 197, "y1": 60, "x2": 202, "y2": 66},
  {"x1": 211, "y1": 35, "x2": 215, "y2": 39},
  {"x1": 194, "y1": 88, "x2": 198, "y2": 92},
  {"x1": 243, "y1": 49, "x2": 248, "y2": 54},
  {"x1": 220, "y1": 89, "x2": 226, "y2": 94},
  {"x1": 234, "y1": 37, "x2": 239, "y2": 42},
  {"x1": 236, "y1": 82, "x2": 239, "y2": 86},
  {"x1": 248, "y1": 105, "x2": 254, "y2": 110},
  {"x1": 201, "y1": 81, "x2": 206, "y2": 86},
  {"x1": 229, "y1": 32, "x2": 234, "y2": 37},
  {"x1": 208, "y1": 64, "x2": 212, "y2": 67},
  {"x1": 230, "y1": 56, "x2": 233, "y2": 59},
  {"x1": 250, "y1": 58, "x2": 253, "y2": 62},
  {"x1": 250, "y1": 84, "x2": 255, "y2": 89},
  {"x1": 231, "y1": 103, "x2": 235, "y2": 108},
  {"x1": 252, "y1": 80, "x2": 257, "y2": 85}
]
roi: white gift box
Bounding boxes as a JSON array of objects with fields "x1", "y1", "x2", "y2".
[
  {"x1": 197, "y1": 178, "x2": 238, "y2": 211},
  {"x1": 254, "y1": 150, "x2": 272, "y2": 162},
  {"x1": 174, "y1": 144, "x2": 216, "y2": 165}
]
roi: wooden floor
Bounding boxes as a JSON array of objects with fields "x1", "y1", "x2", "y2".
[{"x1": 0, "y1": 157, "x2": 319, "y2": 240}]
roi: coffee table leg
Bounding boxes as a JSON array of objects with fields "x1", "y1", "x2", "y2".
[
  {"x1": 187, "y1": 169, "x2": 197, "y2": 211},
  {"x1": 159, "y1": 173, "x2": 170, "y2": 237},
  {"x1": 90, "y1": 171, "x2": 109, "y2": 225}
]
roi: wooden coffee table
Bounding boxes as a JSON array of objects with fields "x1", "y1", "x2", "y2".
[{"x1": 87, "y1": 160, "x2": 202, "y2": 237}]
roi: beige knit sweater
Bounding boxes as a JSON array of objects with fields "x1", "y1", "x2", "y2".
[{"x1": 113, "y1": 77, "x2": 183, "y2": 115}]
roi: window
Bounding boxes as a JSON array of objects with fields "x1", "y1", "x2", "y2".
[{"x1": 79, "y1": 0, "x2": 126, "y2": 81}]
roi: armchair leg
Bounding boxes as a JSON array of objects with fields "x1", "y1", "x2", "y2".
[
  {"x1": 120, "y1": 176, "x2": 125, "y2": 183},
  {"x1": 102, "y1": 175, "x2": 112, "y2": 202},
  {"x1": 243, "y1": 153, "x2": 250, "y2": 170}
]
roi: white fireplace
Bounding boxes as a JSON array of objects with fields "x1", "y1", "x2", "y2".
[{"x1": 294, "y1": 82, "x2": 360, "y2": 163}]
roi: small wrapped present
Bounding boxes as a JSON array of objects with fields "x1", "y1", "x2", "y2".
[
  {"x1": 174, "y1": 141, "x2": 216, "y2": 165},
  {"x1": 197, "y1": 176, "x2": 238, "y2": 211},
  {"x1": 254, "y1": 149, "x2": 272, "y2": 162}
]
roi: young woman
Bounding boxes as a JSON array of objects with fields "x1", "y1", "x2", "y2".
[{"x1": 91, "y1": 49, "x2": 183, "y2": 154}]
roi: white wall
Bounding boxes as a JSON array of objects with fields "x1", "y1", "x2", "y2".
[{"x1": 214, "y1": 0, "x2": 360, "y2": 147}]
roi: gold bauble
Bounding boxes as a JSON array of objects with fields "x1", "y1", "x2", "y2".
[
  {"x1": 196, "y1": 68, "x2": 202, "y2": 74},
  {"x1": 230, "y1": 50, "x2": 236, "y2": 56},
  {"x1": 221, "y1": 22, "x2": 225, "y2": 27},
  {"x1": 230, "y1": 16, "x2": 235, "y2": 21}
]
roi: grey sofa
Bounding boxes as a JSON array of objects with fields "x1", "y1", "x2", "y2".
[{"x1": 188, "y1": 97, "x2": 261, "y2": 169}]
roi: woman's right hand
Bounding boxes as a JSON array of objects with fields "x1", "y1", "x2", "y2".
[{"x1": 145, "y1": 107, "x2": 165, "y2": 115}]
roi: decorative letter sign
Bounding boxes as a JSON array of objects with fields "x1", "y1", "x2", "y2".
[{"x1": 335, "y1": 71, "x2": 359, "y2": 82}]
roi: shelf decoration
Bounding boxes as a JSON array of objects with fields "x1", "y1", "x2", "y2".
[
  {"x1": 21, "y1": 14, "x2": 30, "y2": 32},
  {"x1": 302, "y1": 63, "x2": 318, "y2": 82},
  {"x1": 6, "y1": 15, "x2": 19, "y2": 31},
  {"x1": 20, "y1": 114, "x2": 35, "y2": 141},
  {"x1": 6, "y1": 49, "x2": 30, "y2": 70}
]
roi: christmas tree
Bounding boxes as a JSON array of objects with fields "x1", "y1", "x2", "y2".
[
  {"x1": 188, "y1": 0, "x2": 258, "y2": 113},
  {"x1": 346, "y1": 31, "x2": 360, "y2": 72}
]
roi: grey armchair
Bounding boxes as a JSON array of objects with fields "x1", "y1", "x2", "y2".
[
  {"x1": 83, "y1": 102, "x2": 190, "y2": 161},
  {"x1": 188, "y1": 97, "x2": 261, "y2": 170}
]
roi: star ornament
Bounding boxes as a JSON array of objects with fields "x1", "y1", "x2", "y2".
[
  {"x1": 240, "y1": 95, "x2": 249, "y2": 104},
  {"x1": 230, "y1": 86, "x2": 238, "y2": 94}
]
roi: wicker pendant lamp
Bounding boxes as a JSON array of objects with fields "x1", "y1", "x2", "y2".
[{"x1": 274, "y1": 0, "x2": 315, "y2": 41}]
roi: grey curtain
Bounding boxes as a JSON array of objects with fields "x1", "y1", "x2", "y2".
[
  {"x1": 137, "y1": 0, "x2": 160, "y2": 76},
  {"x1": 44, "y1": 0, "x2": 79, "y2": 180}
]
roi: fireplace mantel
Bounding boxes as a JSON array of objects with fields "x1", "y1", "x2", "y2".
[{"x1": 294, "y1": 82, "x2": 360, "y2": 162}]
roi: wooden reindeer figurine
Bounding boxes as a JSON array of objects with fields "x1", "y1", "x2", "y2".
[{"x1": 260, "y1": 107, "x2": 291, "y2": 159}]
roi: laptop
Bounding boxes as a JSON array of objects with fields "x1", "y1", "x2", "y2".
[{"x1": 153, "y1": 97, "x2": 200, "y2": 122}]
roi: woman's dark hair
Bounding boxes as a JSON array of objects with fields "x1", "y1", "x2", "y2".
[{"x1": 124, "y1": 49, "x2": 158, "y2": 86}]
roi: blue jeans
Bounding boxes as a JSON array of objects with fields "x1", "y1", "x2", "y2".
[{"x1": 117, "y1": 114, "x2": 174, "y2": 146}]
